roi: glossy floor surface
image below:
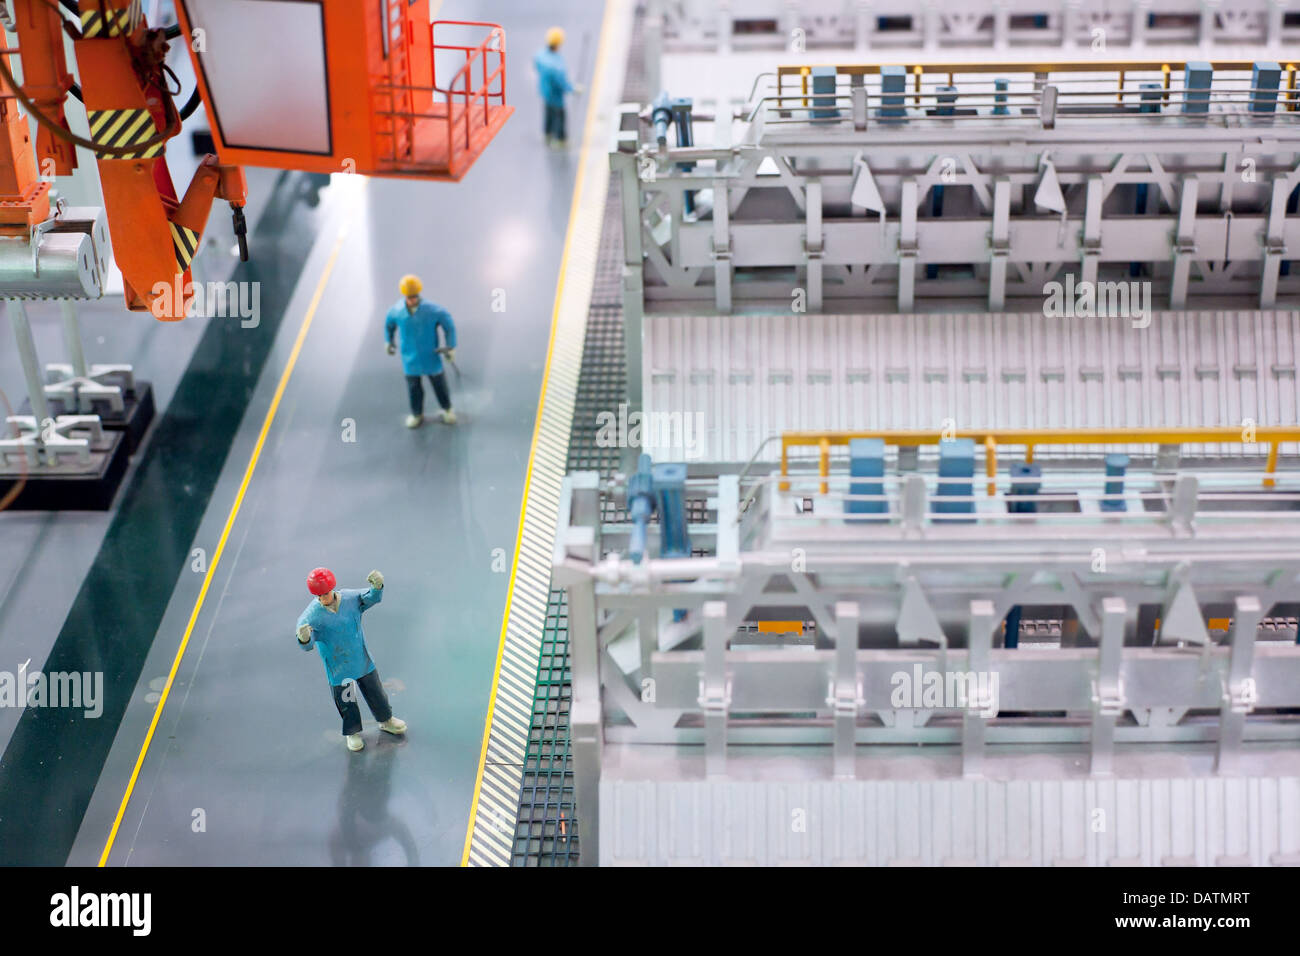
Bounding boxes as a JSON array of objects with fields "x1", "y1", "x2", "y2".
[{"x1": 1, "y1": 0, "x2": 605, "y2": 866}]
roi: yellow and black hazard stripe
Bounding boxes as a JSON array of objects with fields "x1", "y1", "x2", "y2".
[
  {"x1": 169, "y1": 222, "x2": 200, "y2": 273},
  {"x1": 86, "y1": 108, "x2": 165, "y2": 159},
  {"x1": 79, "y1": 1, "x2": 143, "y2": 38}
]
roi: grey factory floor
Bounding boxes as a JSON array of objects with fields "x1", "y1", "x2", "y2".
[{"x1": 0, "y1": 0, "x2": 607, "y2": 866}]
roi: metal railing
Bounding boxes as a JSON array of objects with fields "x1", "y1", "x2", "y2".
[
  {"x1": 780, "y1": 428, "x2": 1300, "y2": 492},
  {"x1": 765, "y1": 471, "x2": 1300, "y2": 541},
  {"x1": 751, "y1": 60, "x2": 1300, "y2": 131},
  {"x1": 432, "y1": 20, "x2": 507, "y2": 158},
  {"x1": 370, "y1": 20, "x2": 507, "y2": 176}
]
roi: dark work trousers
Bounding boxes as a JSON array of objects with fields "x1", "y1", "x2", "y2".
[
  {"x1": 406, "y1": 372, "x2": 451, "y2": 416},
  {"x1": 544, "y1": 103, "x2": 567, "y2": 142},
  {"x1": 331, "y1": 669, "x2": 393, "y2": 736}
]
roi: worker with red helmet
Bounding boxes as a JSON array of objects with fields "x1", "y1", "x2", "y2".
[{"x1": 296, "y1": 567, "x2": 407, "y2": 752}]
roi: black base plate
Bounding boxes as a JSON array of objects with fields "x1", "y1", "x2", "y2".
[{"x1": 0, "y1": 430, "x2": 130, "y2": 511}]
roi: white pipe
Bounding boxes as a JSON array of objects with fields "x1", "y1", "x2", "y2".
[{"x1": 7, "y1": 300, "x2": 52, "y2": 428}]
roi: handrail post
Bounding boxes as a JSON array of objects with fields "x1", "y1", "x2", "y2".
[
  {"x1": 780, "y1": 439, "x2": 789, "y2": 492},
  {"x1": 819, "y1": 437, "x2": 830, "y2": 495}
]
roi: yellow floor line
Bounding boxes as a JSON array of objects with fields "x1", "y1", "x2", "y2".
[{"x1": 98, "y1": 230, "x2": 348, "y2": 866}]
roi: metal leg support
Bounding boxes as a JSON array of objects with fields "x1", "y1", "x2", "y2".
[
  {"x1": 831, "y1": 601, "x2": 862, "y2": 779},
  {"x1": 962, "y1": 600, "x2": 996, "y2": 778},
  {"x1": 1216, "y1": 595, "x2": 1262, "y2": 773},
  {"x1": 44, "y1": 301, "x2": 130, "y2": 414},
  {"x1": 1090, "y1": 597, "x2": 1127, "y2": 776},
  {"x1": 701, "y1": 600, "x2": 730, "y2": 778},
  {"x1": 2, "y1": 300, "x2": 102, "y2": 467}
]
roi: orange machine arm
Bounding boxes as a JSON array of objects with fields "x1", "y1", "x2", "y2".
[
  {"x1": 6, "y1": 2, "x2": 508, "y2": 319},
  {"x1": 71, "y1": 0, "x2": 245, "y2": 318},
  {"x1": 10, "y1": 0, "x2": 76, "y2": 177},
  {"x1": 0, "y1": 2, "x2": 54, "y2": 234},
  {"x1": 1, "y1": 0, "x2": 245, "y2": 318}
]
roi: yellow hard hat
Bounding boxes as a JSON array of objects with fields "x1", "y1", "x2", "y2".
[
  {"x1": 546, "y1": 26, "x2": 564, "y2": 48},
  {"x1": 399, "y1": 274, "x2": 422, "y2": 296}
]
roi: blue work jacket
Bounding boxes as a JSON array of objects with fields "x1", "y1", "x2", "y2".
[
  {"x1": 533, "y1": 47, "x2": 573, "y2": 107},
  {"x1": 385, "y1": 299, "x2": 457, "y2": 377},
  {"x1": 297, "y1": 586, "x2": 382, "y2": 687}
]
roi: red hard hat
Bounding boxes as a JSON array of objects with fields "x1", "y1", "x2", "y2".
[{"x1": 307, "y1": 567, "x2": 336, "y2": 596}]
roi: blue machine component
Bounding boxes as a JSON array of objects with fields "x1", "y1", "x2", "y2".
[
  {"x1": 810, "y1": 66, "x2": 840, "y2": 120},
  {"x1": 880, "y1": 65, "x2": 906, "y2": 118},
  {"x1": 1101, "y1": 452, "x2": 1130, "y2": 513},
  {"x1": 993, "y1": 78, "x2": 1009, "y2": 115},
  {"x1": 627, "y1": 454, "x2": 655, "y2": 564},
  {"x1": 1009, "y1": 462, "x2": 1041, "y2": 514},
  {"x1": 1184, "y1": 62, "x2": 1212, "y2": 114},
  {"x1": 847, "y1": 438, "x2": 886, "y2": 517},
  {"x1": 651, "y1": 91, "x2": 697, "y2": 214},
  {"x1": 1139, "y1": 82, "x2": 1162, "y2": 113},
  {"x1": 1252, "y1": 61, "x2": 1281, "y2": 113},
  {"x1": 650, "y1": 92, "x2": 674, "y2": 144},
  {"x1": 935, "y1": 85, "x2": 957, "y2": 116},
  {"x1": 934, "y1": 438, "x2": 975, "y2": 515},
  {"x1": 1004, "y1": 607, "x2": 1021, "y2": 649},
  {"x1": 652, "y1": 461, "x2": 691, "y2": 559},
  {"x1": 627, "y1": 455, "x2": 692, "y2": 562}
]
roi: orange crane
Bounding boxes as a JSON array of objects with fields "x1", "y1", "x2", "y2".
[{"x1": 1, "y1": 0, "x2": 510, "y2": 319}]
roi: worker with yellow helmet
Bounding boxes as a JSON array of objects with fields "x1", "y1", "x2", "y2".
[
  {"x1": 384, "y1": 274, "x2": 457, "y2": 427},
  {"x1": 534, "y1": 26, "x2": 584, "y2": 147}
]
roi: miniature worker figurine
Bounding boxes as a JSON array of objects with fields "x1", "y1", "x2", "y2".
[
  {"x1": 534, "y1": 26, "x2": 584, "y2": 147},
  {"x1": 385, "y1": 274, "x2": 457, "y2": 428},
  {"x1": 297, "y1": 567, "x2": 407, "y2": 752}
]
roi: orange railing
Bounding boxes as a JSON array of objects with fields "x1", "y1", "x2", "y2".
[
  {"x1": 370, "y1": 20, "x2": 507, "y2": 177},
  {"x1": 432, "y1": 20, "x2": 507, "y2": 167}
]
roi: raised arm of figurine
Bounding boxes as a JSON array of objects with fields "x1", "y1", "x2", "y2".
[
  {"x1": 297, "y1": 623, "x2": 314, "y2": 650},
  {"x1": 358, "y1": 569, "x2": 384, "y2": 611}
]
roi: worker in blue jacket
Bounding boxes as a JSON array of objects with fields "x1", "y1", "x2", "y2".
[
  {"x1": 385, "y1": 274, "x2": 457, "y2": 427},
  {"x1": 534, "y1": 27, "x2": 583, "y2": 147},
  {"x1": 297, "y1": 567, "x2": 407, "y2": 752}
]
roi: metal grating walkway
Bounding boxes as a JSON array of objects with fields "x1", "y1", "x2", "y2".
[
  {"x1": 510, "y1": 5, "x2": 647, "y2": 867},
  {"x1": 510, "y1": 589, "x2": 578, "y2": 865},
  {"x1": 510, "y1": 195, "x2": 628, "y2": 866}
]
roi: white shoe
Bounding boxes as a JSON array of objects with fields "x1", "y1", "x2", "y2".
[
  {"x1": 405, "y1": 414, "x2": 423, "y2": 428},
  {"x1": 440, "y1": 409, "x2": 457, "y2": 425},
  {"x1": 345, "y1": 733, "x2": 364, "y2": 752},
  {"x1": 380, "y1": 717, "x2": 407, "y2": 735}
]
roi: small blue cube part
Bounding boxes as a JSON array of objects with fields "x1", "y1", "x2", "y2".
[
  {"x1": 880, "y1": 65, "x2": 906, "y2": 117},
  {"x1": 934, "y1": 438, "x2": 975, "y2": 514},
  {"x1": 847, "y1": 438, "x2": 885, "y2": 514},
  {"x1": 1251, "y1": 61, "x2": 1281, "y2": 113},
  {"x1": 1183, "y1": 62, "x2": 1212, "y2": 114}
]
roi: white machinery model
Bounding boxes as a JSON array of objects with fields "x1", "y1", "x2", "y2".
[{"x1": 558, "y1": 53, "x2": 1300, "y2": 865}]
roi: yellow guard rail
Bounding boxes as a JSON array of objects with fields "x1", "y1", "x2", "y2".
[{"x1": 779, "y1": 427, "x2": 1300, "y2": 494}]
